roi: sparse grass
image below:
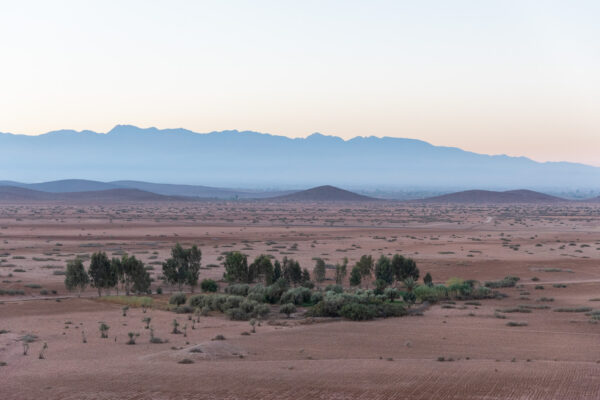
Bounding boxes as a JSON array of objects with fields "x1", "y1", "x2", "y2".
[
  {"x1": 97, "y1": 296, "x2": 153, "y2": 308},
  {"x1": 537, "y1": 297, "x2": 554, "y2": 302},
  {"x1": 506, "y1": 321, "x2": 528, "y2": 327},
  {"x1": 496, "y1": 307, "x2": 532, "y2": 314},
  {"x1": 554, "y1": 307, "x2": 592, "y2": 313}
]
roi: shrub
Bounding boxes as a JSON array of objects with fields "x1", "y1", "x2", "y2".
[
  {"x1": 127, "y1": 332, "x2": 140, "y2": 345},
  {"x1": 224, "y1": 284, "x2": 249, "y2": 296},
  {"x1": 169, "y1": 292, "x2": 187, "y2": 306},
  {"x1": 340, "y1": 303, "x2": 377, "y2": 321},
  {"x1": 255, "y1": 303, "x2": 270, "y2": 318},
  {"x1": 384, "y1": 287, "x2": 401, "y2": 302},
  {"x1": 280, "y1": 303, "x2": 297, "y2": 318},
  {"x1": 226, "y1": 307, "x2": 249, "y2": 320},
  {"x1": 264, "y1": 279, "x2": 288, "y2": 303},
  {"x1": 484, "y1": 276, "x2": 520, "y2": 288},
  {"x1": 376, "y1": 302, "x2": 407, "y2": 318},
  {"x1": 554, "y1": 307, "x2": 592, "y2": 313},
  {"x1": 310, "y1": 291, "x2": 324, "y2": 304},
  {"x1": 246, "y1": 284, "x2": 267, "y2": 303},
  {"x1": 224, "y1": 295, "x2": 244, "y2": 311},
  {"x1": 324, "y1": 284, "x2": 343, "y2": 294},
  {"x1": 99, "y1": 323, "x2": 109, "y2": 338},
  {"x1": 188, "y1": 294, "x2": 207, "y2": 308},
  {"x1": 174, "y1": 305, "x2": 194, "y2": 314},
  {"x1": 414, "y1": 285, "x2": 448, "y2": 302},
  {"x1": 280, "y1": 287, "x2": 312, "y2": 305},
  {"x1": 200, "y1": 279, "x2": 218, "y2": 292},
  {"x1": 506, "y1": 321, "x2": 528, "y2": 327}
]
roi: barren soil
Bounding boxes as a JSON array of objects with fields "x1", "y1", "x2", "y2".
[{"x1": 1, "y1": 202, "x2": 599, "y2": 399}]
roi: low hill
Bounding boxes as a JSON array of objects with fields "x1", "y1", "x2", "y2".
[
  {"x1": 0, "y1": 179, "x2": 294, "y2": 199},
  {"x1": 270, "y1": 185, "x2": 378, "y2": 202},
  {"x1": 110, "y1": 180, "x2": 295, "y2": 199},
  {"x1": 414, "y1": 189, "x2": 567, "y2": 204},
  {"x1": 0, "y1": 186, "x2": 181, "y2": 203}
]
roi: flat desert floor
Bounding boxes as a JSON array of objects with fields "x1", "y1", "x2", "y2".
[{"x1": 1, "y1": 202, "x2": 599, "y2": 399}]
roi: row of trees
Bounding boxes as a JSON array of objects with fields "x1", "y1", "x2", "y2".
[
  {"x1": 65, "y1": 242, "x2": 423, "y2": 296},
  {"x1": 224, "y1": 251, "x2": 420, "y2": 291},
  {"x1": 223, "y1": 252, "x2": 310, "y2": 286},
  {"x1": 64, "y1": 253, "x2": 151, "y2": 297}
]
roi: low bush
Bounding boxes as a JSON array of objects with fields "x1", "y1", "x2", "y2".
[
  {"x1": 484, "y1": 276, "x2": 519, "y2": 288},
  {"x1": 224, "y1": 284, "x2": 250, "y2": 296},
  {"x1": 200, "y1": 279, "x2": 218, "y2": 292},
  {"x1": 280, "y1": 303, "x2": 297, "y2": 318},
  {"x1": 340, "y1": 303, "x2": 377, "y2": 321},
  {"x1": 280, "y1": 287, "x2": 312, "y2": 305},
  {"x1": 169, "y1": 293, "x2": 187, "y2": 306}
]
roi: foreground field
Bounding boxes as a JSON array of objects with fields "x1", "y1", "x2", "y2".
[{"x1": 1, "y1": 202, "x2": 600, "y2": 399}]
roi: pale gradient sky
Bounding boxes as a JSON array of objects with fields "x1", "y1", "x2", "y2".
[{"x1": 1, "y1": 0, "x2": 599, "y2": 166}]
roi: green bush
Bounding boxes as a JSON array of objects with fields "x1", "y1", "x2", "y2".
[
  {"x1": 280, "y1": 287, "x2": 312, "y2": 305},
  {"x1": 376, "y1": 302, "x2": 407, "y2": 318},
  {"x1": 279, "y1": 303, "x2": 297, "y2": 318},
  {"x1": 169, "y1": 292, "x2": 187, "y2": 306},
  {"x1": 325, "y1": 284, "x2": 343, "y2": 294},
  {"x1": 188, "y1": 294, "x2": 208, "y2": 308},
  {"x1": 310, "y1": 291, "x2": 323, "y2": 304},
  {"x1": 224, "y1": 284, "x2": 250, "y2": 296},
  {"x1": 200, "y1": 279, "x2": 218, "y2": 292},
  {"x1": 484, "y1": 276, "x2": 520, "y2": 288},
  {"x1": 340, "y1": 303, "x2": 377, "y2": 321},
  {"x1": 264, "y1": 279, "x2": 288, "y2": 303}
]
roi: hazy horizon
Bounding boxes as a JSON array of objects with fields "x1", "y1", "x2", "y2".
[{"x1": 1, "y1": 1, "x2": 599, "y2": 166}]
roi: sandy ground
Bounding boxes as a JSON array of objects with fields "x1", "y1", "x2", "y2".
[{"x1": 1, "y1": 201, "x2": 599, "y2": 399}]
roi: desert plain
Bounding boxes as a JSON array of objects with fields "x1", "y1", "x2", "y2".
[{"x1": 1, "y1": 201, "x2": 599, "y2": 399}]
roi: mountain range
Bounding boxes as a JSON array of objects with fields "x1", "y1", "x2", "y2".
[
  {"x1": 1, "y1": 125, "x2": 599, "y2": 191},
  {"x1": 1, "y1": 181, "x2": 598, "y2": 203}
]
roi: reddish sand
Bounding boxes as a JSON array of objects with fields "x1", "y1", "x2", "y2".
[{"x1": 1, "y1": 202, "x2": 599, "y2": 399}]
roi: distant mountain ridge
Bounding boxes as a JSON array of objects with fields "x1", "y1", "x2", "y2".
[{"x1": 1, "y1": 125, "x2": 599, "y2": 190}]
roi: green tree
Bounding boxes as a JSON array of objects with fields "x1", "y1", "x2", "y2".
[
  {"x1": 355, "y1": 255, "x2": 374, "y2": 287},
  {"x1": 223, "y1": 251, "x2": 249, "y2": 283},
  {"x1": 301, "y1": 268, "x2": 311, "y2": 284},
  {"x1": 64, "y1": 258, "x2": 89, "y2": 297},
  {"x1": 423, "y1": 272, "x2": 433, "y2": 287},
  {"x1": 89, "y1": 252, "x2": 116, "y2": 297},
  {"x1": 114, "y1": 254, "x2": 150, "y2": 295},
  {"x1": 127, "y1": 255, "x2": 151, "y2": 294},
  {"x1": 374, "y1": 255, "x2": 394, "y2": 285},
  {"x1": 282, "y1": 257, "x2": 302, "y2": 286},
  {"x1": 393, "y1": 254, "x2": 420, "y2": 282},
  {"x1": 111, "y1": 257, "x2": 124, "y2": 295},
  {"x1": 272, "y1": 260, "x2": 282, "y2": 282},
  {"x1": 349, "y1": 265, "x2": 362, "y2": 287},
  {"x1": 162, "y1": 243, "x2": 202, "y2": 291},
  {"x1": 313, "y1": 258, "x2": 326, "y2": 284},
  {"x1": 249, "y1": 254, "x2": 274, "y2": 284},
  {"x1": 335, "y1": 258, "x2": 348, "y2": 285}
]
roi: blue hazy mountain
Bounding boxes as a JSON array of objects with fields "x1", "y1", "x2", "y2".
[{"x1": 1, "y1": 124, "x2": 599, "y2": 191}]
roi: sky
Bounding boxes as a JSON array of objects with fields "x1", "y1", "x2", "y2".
[{"x1": 1, "y1": 0, "x2": 599, "y2": 166}]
